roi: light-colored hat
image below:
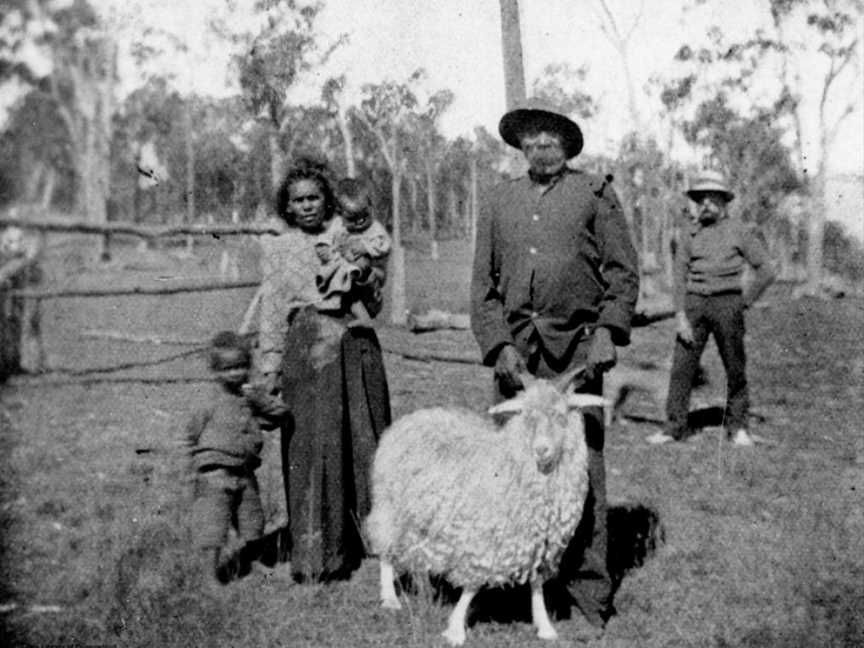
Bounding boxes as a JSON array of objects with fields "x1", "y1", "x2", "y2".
[
  {"x1": 685, "y1": 169, "x2": 734, "y2": 202},
  {"x1": 498, "y1": 100, "x2": 584, "y2": 159}
]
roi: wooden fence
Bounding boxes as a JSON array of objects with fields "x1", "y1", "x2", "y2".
[
  {"x1": 0, "y1": 216, "x2": 674, "y2": 382},
  {"x1": 0, "y1": 217, "x2": 273, "y2": 381}
]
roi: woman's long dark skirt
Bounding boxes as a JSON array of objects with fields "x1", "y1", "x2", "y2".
[{"x1": 280, "y1": 308, "x2": 391, "y2": 581}]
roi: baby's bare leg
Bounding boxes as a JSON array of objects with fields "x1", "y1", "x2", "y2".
[{"x1": 347, "y1": 300, "x2": 372, "y2": 327}]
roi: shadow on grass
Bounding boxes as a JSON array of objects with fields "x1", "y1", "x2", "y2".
[
  {"x1": 413, "y1": 502, "x2": 665, "y2": 627},
  {"x1": 624, "y1": 405, "x2": 767, "y2": 434}
]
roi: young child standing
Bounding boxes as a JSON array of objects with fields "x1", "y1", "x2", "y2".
[
  {"x1": 314, "y1": 178, "x2": 391, "y2": 327},
  {"x1": 186, "y1": 331, "x2": 283, "y2": 583}
]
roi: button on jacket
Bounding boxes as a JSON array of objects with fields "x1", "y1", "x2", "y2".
[{"x1": 471, "y1": 169, "x2": 639, "y2": 365}]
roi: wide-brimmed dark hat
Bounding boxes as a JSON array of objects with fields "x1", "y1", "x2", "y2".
[
  {"x1": 685, "y1": 169, "x2": 735, "y2": 202},
  {"x1": 499, "y1": 101, "x2": 584, "y2": 159}
]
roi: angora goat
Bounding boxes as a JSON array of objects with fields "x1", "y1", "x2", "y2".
[{"x1": 364, "y1": 368, "x2": 607, "y2": 646}]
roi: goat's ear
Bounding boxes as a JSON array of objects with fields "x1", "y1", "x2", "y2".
[
  {"x1": 566, "y1": 394, "x2": 610, "y2": 410},
  {"x1": 488, "y1": 394, "x2": 525, "y2": 416},
  {"x1": 554, "y1": 365, "x2": 586, "y2": 393}
]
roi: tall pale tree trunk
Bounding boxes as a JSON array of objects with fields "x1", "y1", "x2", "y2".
[
  {"x1": 806, "y1": 166, "x2": 827, "y2": 296},
  {"x1": 389, "y1": 167, "x2": 407, "y2": 325},
  {"x1": 469, "y1": 155, "x2": 478, "y2": 247},
  {"x1": 39, "y1": 167, "x2": 56, "y2": 209},
  {"x1": 595, "y1": 0, "x2": 644, "y2": 133},
  {"x1": 184, "y1": 100, "x2": 196, "y2": 254},
  {"x1": 425, "y1": 160, "x2": 439, "y2": 260},
  {"x1": 335, "y1": 104, "x2": 356, "y2": 178},
  {"x1": 499, "y1": 0, "x2": 528, "y2": 178},
  {"x1": 269, "y1": 131, "x2": 283, "y2": 192},
  {"x1": 447, "y1": 185, "x2": 458, "y2": 237},
  {"x1": 409, "y1": 177, "x2": 421, "y2": 236},
  {"x1": 499, "y1": 0, "x2": 526, "y2": 111}
]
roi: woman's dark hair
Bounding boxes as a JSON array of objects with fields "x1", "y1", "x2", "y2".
[{"x1": 274, "y1": 156, "x2": 336, "y2": 227}]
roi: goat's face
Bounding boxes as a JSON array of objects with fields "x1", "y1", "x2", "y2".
[
  {"x1": 489, "y1": 375, "x2": 610, "y2": 474},
  {"x1": 522, "y1": 383, "x2": 569, "y2": 472}
]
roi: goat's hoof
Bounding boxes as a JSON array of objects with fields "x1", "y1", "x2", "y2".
[
  {"x1": 381, "y1": 597, "x2": 401, "y2": 610},
  {"x1": 441, "y1": 628, "x2": 466, "y2": 646},
  {"x1": 536, "y1": 626, "x2": 558, "y2": 640}
]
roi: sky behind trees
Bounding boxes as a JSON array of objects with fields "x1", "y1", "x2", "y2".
[
  {"x1": 72, "y1": 0, "x2": 863, "y2": 176},
  {"x1": 0, "y1": 0, "x2": 860, "y2": 244}
]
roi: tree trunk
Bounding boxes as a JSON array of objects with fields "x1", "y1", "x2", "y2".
[
  {"x1": 447, "y1": 185, "x2": 458, "y2": 238},
  {"x1": 470, "y1": 155, "x2": 478, "y2": 247},
  {"x1": 409, "y1": 176, "x2": 420, "y2": 236},
  {"x1": 805, "y1": 174, "x2": 826, "y2": 296},
  {"x1": 389, "y1": 170, "x2": 407, "y2": 326},
  {"x1": 269, "y1": 130, "x2": 283, "y2": 192},
  {"x1": 499, "y1": 0, "x2": 526, "y2": 111},
  {"x1": 499, "y1": 0, "x2": 527, "y2": 179},
  {"x1": 39, "y1": 167, "x2": 57, "y2": 209},
  {"x1": 185, "y1": 101, "x2": 196, "y2": 226},
  {"x1": 24, "y1": 161, "x2": 45, "y2": 203},
  {"x1": 335, "y1": 105, "x2": 356, "y2": 178},
  {"x1": 425, "y1": 160, "x2": 439, "y2": 260},
  {"x1": 185, "y1": 100, "x2": 196, "y2": 254}
]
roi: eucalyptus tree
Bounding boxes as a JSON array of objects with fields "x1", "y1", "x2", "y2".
[
  {"x1": 322, "y1": 75, "x2": 356, "y2": 178},
  {"x1": 662, "y1": 0, "x2": 862, "y2": 294},
  {"x1": 409, "y1": 88, "x2": 454, "y2": 260},
  {"x1": 1, "y1": 0, "x2": 117, "y2": 232},
  {"x1": 229, "y1": 0, "x2": 342, "y2": 191},
  {"x1": 355, "y1": 71, "x2": 423, "y2": 325}
]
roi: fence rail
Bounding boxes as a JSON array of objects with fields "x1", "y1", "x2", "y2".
[
  {"x1": 0, "y1": 216, "x2": 281, "y2": 239},
  {"x1": 12, "y1": 278, "x2": 259, "y2": 300}
]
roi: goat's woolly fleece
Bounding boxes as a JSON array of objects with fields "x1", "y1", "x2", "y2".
[{"x1": 364, "y1": 384, "x2": 590, "y2": 589}]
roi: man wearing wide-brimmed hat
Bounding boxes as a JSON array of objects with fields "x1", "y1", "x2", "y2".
[
  {"x1": 470, "y1": 101, "x2": 639, "y2": 637},
  {"x1": 647, "y1": 169, "x2": 775, "y2": 447}
]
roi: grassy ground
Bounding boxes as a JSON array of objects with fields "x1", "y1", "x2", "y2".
[{"x1": 1, "y1": 239, "x2": 862, "y2": 647}]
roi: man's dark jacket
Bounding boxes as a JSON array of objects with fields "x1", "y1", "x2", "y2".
[{"x1": 471, "y1": 169, "x2": 639, "y2": 365}]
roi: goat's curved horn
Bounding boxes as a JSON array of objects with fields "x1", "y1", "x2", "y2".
[
  {"x1": 566, "y1": 393, "x2": 610, "y2": 410},
  {"x1": 517, "y1": 372, "x2": 536, "y2": 388},
  {"x1": 488, "y1": 393, "x2": 526, "y2": 415},
  {"x1": 554, "y1": 365, "x2": 586, "y2": 393}
]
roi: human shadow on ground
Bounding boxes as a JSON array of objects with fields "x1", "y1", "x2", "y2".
[{"x1": 623, "y1": 405, "x2": 766, "y2": 434}]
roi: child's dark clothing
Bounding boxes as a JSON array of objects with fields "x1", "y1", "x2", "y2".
[{"x1": 186, "y1": 385, "x2": 265, "y2": 550}]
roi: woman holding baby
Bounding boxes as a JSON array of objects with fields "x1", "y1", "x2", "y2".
[{"x1": 253, "y1": 158, "x2": 391, "y2": 582}]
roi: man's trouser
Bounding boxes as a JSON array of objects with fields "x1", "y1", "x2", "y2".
[{"x1": 665, "y1": 292, "x2": 748, "y2": 439}]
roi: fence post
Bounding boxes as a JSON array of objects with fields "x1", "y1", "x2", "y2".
[
  {"x1": 19, "y1": 296, "x2": 44, "y2": 373},
  {"x1": 100, "y1": 232, "x2": 112, "y2": 262}
]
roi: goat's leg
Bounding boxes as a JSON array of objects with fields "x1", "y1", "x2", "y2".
[
  {"x1": 379, "y1": 560, "x2": 401, "y2": 609},
  {"x1": 442, "y1": 588, "x2": 476, "y2": 646},
  {"x1": 530, "y1": 580, "x2": 558, "y2": 640}
]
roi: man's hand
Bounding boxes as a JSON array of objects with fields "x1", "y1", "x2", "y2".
[
  {"x1": 675, "y1": 311, "x2": 695, "y2": 346},
  {"x1": 586, "y1": 327, "x2": 616, "y2": 379},
  {"x1": 494, "y1": 344, "x2": 527, "y2": 393}
]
